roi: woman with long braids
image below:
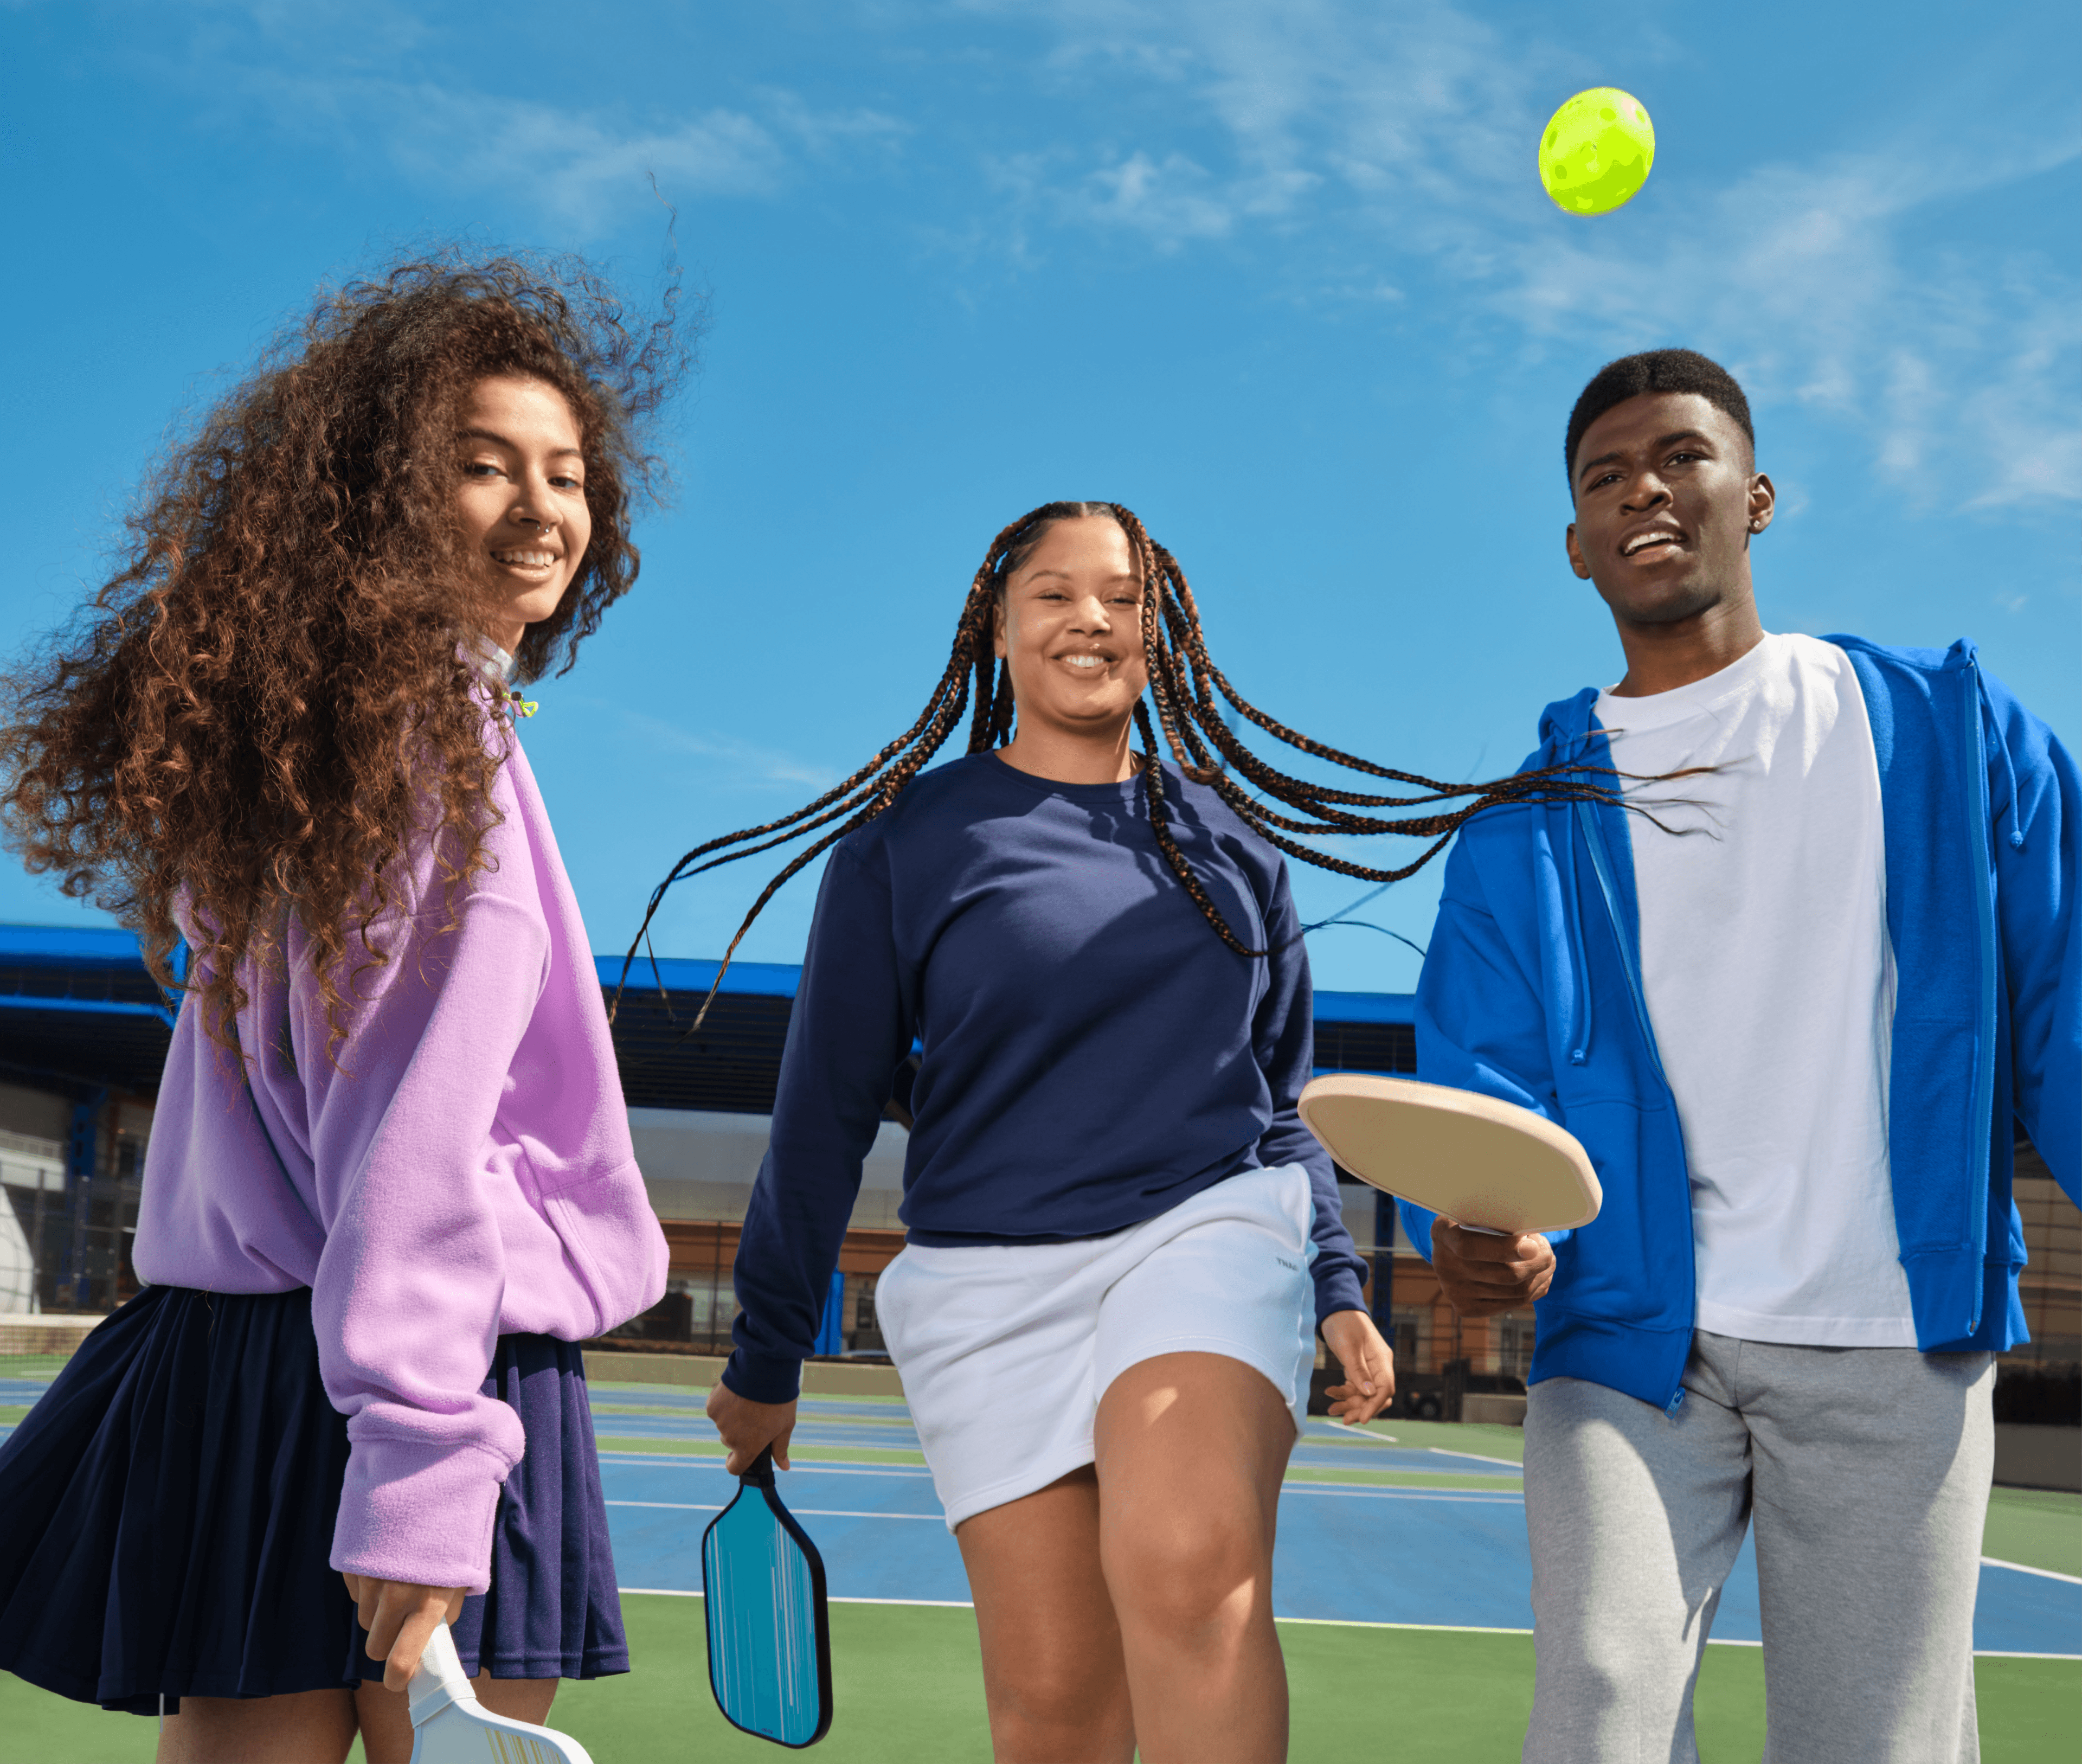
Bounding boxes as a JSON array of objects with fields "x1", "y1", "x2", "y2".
[
  {"x1": 0, "y1": 253, "x2": 679, "y2": 1762},
  {"x1": 651, "y1": 501, "x2": 1622, "y2": 1763}
]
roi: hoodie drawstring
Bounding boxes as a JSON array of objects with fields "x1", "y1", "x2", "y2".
[
  {"x1": 1562, "y1": 740, "x2": 1595, "y2": 1067},
  {"x1": 1536, "y1": 687, "x2": 1607, "y2": 1068},
  {"x1": 1566, "y1": 819, "x2": 1593, "y2": 1067},
  {"x1": 1978, "y1": 664, "x2": 2024, "y2": 851}
]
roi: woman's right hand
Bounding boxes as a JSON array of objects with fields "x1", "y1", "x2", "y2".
[
  {"x1": 708, "y1": 1380, "x2": 799, "y2": 1474},
  {"x1": 343, "y1": 1574, "x2": 468, "y2": 1692}
]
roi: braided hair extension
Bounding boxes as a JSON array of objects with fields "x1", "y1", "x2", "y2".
[{"x1": 619, "y1": 500, "x2": 1636, "y2": 1026}]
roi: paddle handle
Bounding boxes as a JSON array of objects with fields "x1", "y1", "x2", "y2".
[{"x1": 407, "y1": 1621, "x2": 479, "y2": 1728}]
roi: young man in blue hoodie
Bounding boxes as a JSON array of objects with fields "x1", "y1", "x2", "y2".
[{"x1": 1402, "y1": 348, "x2": 2078, "y2": 1763}]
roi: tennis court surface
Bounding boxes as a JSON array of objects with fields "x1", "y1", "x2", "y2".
[{"x1": 3, "y1": 1371, "x2": 2077, "y2": 1761}]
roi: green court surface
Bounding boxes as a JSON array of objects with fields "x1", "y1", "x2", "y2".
[
  {"x1": 1985, "y1": 1486, "x2": 2082, "y2": 1579},
  {"x1": 4, "y1": 1598, "x2": 2075, "y2": 1762},
  {"x1": 0, "y1": 1355, "x2": 74, "y2": 1377},
  {"x1": 2, "y1": 1367, "x2": 2076, "y2": 1758}
]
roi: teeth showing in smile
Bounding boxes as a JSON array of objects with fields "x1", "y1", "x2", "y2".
[
  {"x1": 493, "y1": 550, "x2": 559, "y2": 567},
  {"x1": 1622, "y1": 530, "x2": 1681, "y2": 556},
  {"x1": 1063, "y1": 655, "x2": 1107, "y2": 669}
]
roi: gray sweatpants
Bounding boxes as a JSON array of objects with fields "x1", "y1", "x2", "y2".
[{"x1": 1522, "y1": 1330, "x2": 1994, "y2": 1764}]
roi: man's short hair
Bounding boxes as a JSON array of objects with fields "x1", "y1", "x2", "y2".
[{"x1": 1565, "y1": 348, "x2": 1754, "y2": 486}]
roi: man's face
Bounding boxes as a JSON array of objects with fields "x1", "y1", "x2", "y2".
[{"x1": 1564, "y1": 392, "x2": 1772, "y2": 629}]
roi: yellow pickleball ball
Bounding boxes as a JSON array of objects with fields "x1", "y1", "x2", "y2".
[{"x1": 1538, "y1": 88, "x2": 1654, "y2": 216}]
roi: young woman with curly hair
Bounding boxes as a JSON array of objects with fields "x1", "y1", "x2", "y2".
[
  {"x1": 0, "y1": 252, "x2": 683, "y2": 1763},
  {"x1": 635, "y1": 501, "x2": 1629, "y2": 1763}
]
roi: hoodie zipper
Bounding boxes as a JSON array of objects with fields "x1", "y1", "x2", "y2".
[
  {"x1": 1958, "y1": 657, "x2": 1997, "y2": 1337},
  {"x1": 1573, "y1": 794, "x2": 1693, "y2": 1415}
]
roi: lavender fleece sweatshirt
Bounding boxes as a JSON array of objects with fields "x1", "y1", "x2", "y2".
[{"x1": 133, "y1": 717, "x2": 667, "y2": 1595}]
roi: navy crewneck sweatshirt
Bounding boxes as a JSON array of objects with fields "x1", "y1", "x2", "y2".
[{"x1": 724, "y1": 751, "x2": 1369, "y2": 1403}]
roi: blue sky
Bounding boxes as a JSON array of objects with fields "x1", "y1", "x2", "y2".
[{"x1": 4, "y1": 1, "x2": 2077, "y2": 994}]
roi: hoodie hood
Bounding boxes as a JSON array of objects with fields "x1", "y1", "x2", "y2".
[{"x1": 1538, "y1": 686, "x2": 1604, "y2": 761}]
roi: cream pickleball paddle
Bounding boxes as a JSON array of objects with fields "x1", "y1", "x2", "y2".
[
  {"x1": 1297, "y1": 1074, "x2": 1601, "y2": 1234},
  {"x1": 406, "y1": 1621, "x2": 596, "y2": 1763}
]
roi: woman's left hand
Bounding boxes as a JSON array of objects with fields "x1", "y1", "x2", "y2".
[{"x1": 1320, "y1": 1308, "x2": 1396, "y2": 1427}]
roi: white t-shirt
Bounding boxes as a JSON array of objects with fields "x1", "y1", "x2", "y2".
[{"x1": 1596, "y1": 632, "x2": 1916, "y2": 1347}]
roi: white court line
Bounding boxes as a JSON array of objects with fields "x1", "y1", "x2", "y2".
[
  {"x1": 597, "y1": 1454, "x2": 936, "y2": 1478},
  {"x1": 599, "y1": 1454, "x2": 1518, "y2": 1502},
  {"x1": 607, "y1": 1490, "x2": 1516, "y2": 1521},
  {"x1": 622, "y1": 1589, "x2": 975, "y2": 1609},
  {"x1": 610, "y1": 1589, "x2": 2081, "y2": 1656},
  {"x1": 1277, "y1": 1616, "x2": 1533, "y2": 1635},
  {"x1": 1981, "y1": 1554, "x2": 2082, "y2": 1586},
  {"x1": 1280, "y1": 1485, "x2": 1522, "y2": 1504},
  {"x1": 1425, "y1": 1447, "x2": 1526, "y2": 1470},
  {"x1": 598, "y1": 1453, "x2": 1516, "y2": 1500},
  {"x1": 607, "y1": 1500, "x2": 942, "y2": 1520},
  {"x1": 1971, "y1": 1649, "x2": 2082, "y2": 1659},
  {"x1": 1308, "y1": 1423, "x2": 1401, "y2": 1447},
  {"x1": 1674, "y1": 1641, "x2": 2082, "y2": 1659}
]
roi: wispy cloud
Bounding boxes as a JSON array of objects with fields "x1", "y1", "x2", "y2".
[
  {"x1": 144, "y1": 0, "x2": 2082, "y2": 508},
  {"x1": 377, "y1": 89, "x2": 789, "y2": 216},
  {"x1": 159, "y1": 5, "x2": 908, "y2": 234},
  {"x1": 959, "y1": 0, "x2": 2082, "y2": 510},
  {"x1": 575, "y1": 702, "x2": 839, "y2": 792},
  {"x1": 235, "y1": 77, "x2": 907, "y2": 230},
  {"x1": 1082, "y1": 152, "x2": 1235, "y2": 245}
]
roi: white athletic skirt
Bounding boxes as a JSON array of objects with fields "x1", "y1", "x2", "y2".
[{"x1": 876, "y1": 1163, "x2": 1318, "y2": 1530}]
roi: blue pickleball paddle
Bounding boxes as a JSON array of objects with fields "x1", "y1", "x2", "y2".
[{"x1": 701, "y1": 1444, "x2": 833, "y2": 1747}]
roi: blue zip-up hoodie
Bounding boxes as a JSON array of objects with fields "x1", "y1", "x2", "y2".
[{"x1": 1399, "y1": 637, "x2": 2080, "y2": 1415}]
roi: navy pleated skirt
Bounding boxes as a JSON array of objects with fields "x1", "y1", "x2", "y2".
[{"x1": 0, "y1": 1285, "x2": 626, "y2": 1715}]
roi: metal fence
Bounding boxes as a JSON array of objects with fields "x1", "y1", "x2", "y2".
[
  {"x1": 1, "y1": 1116, "x2": 145, "y2": 1317},
  {"x1": 604, "y1": 1263, "x2": 890, "y2": 1359}
]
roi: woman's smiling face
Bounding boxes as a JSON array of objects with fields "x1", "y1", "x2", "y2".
[
  {"x1": 452, "y1": 374, "x2": 593, "y2": 653},
  {"x1": 993, "y1": 516, "x2": 1150, "y2": 742}
]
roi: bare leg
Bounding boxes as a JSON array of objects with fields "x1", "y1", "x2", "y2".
[
  {"x1": 155, "y1": 1688, "x2": 357, "y2": 1763},
  {"x1": 954, "y1": 1466, "x2": 1138, "y2": 1763},
  {"x1": 354, "y1": 1672, "x2": 560, "y2": 1763},
  {"x1": 1095, "y1": 1351, "x2": 1295, "y2": 1764}
]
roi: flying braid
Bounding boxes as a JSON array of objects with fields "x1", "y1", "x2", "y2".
[{"x1": 619, "y1": 500, "x2": 1634, "y2": 1028}]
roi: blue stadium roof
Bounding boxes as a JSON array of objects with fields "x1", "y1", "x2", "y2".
[{"x1": 0, "y1": 924, "x2": 1417, "y2": 1107}]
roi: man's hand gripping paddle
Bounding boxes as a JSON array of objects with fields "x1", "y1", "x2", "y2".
[
  {"x1": 702, "y1": 1444, "x2": 834, "y2": 1747},
  {"x1": 1297, "y1": 1074, "x2": 1602, "y2": 1235},
  {"x1": 406, "y1": 1621, "x2": 595, "y2": 1762}
]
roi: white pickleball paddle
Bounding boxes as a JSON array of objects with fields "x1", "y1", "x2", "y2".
[{"x1": 406, "y1": 1621, "x2": 596, "y2": 1763}]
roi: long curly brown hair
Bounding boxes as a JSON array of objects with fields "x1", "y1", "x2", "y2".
[{"x1": 1, "y1": 250, "x2": 689, "y2": 1055}]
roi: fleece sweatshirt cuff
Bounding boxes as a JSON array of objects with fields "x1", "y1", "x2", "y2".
[
  {"x1": 330, "y1": 1435, "x2": 514, "y2": 1596},
  {"x1": 723, "y1": 1345, "x2": 804, "y2": 1405},
  {"x1": 1312, "y1": 1263, "x2": 1368, "y2": 1325}
]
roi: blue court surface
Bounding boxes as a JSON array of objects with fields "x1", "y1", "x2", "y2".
[
  {"x1": 581, "y1": 1383, "x2": 2081, "y2": 1660},
  {"x1": 4, "y1": 1374, "x2": 2077, "y2": 1660}
]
